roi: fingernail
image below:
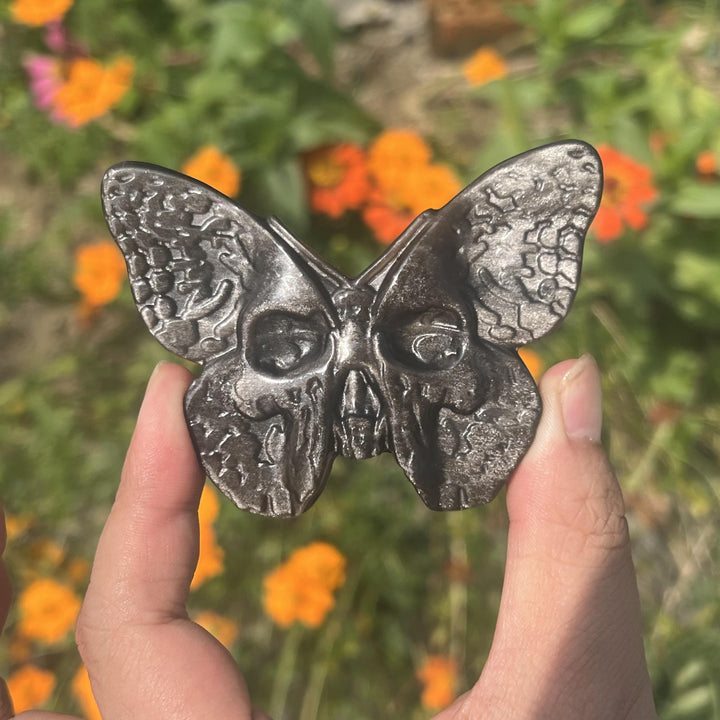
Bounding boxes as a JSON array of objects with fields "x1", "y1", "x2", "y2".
[
  {"x1": 148, "y1": 361, "x2": 168, "y2": 388},
  {"x1": 560, "y1": 354, "x2": 602, "y2": 443}
]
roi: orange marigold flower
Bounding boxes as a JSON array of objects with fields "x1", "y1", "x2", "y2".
[
  {"x1": 182, "y1": 146, "x2": 241, "y2": 198},
  {"x1": 417, "y1": 655, "x2": 458, "y2": 710},
  {"x1": 591, "y1": 145, "x2": 657, "y2": 243},
  {"x1": 4, "y1": 514, "x2": 34, "y2": 541},
  {"x1": 66, "y1": 557, "x2": 91, "y2": 585},
  {"x1": 18, "y1": 577, "x2": 81, "y2": 643},
  {"x1": 462, "y1": 46, "x2": 508, "y2": 86},
  {"x1": 7, "y1": 665, "x2": 56, "y2": 713},
  {"x1": 696, "y1": 150, "x2": 718, "y2": 177},
  {"x1": 306, "y1": 143, "x2": 370, "y2": 218},
  {"x1": 73, "y1": 240, "x2": 126, "y2": 308},
  {"x1": 10, "y1": 0, "x2": 72, "y2": 26},
  {"x1": 9, "y1": 636, "x2": 32, "y2": 664},
  {"x1": 368, "y1": 129, "x2": 432, "y2": 194},
  {"x1": 197, "y1": 484, "x2": 220, "y2": 527},
  {"x1": 263, "y1": 542, "x2": 346, "y2": 628},
  {"x1": 53, "y1": 57, "x2": 134, "y2": 128},
  {"x1": 191, "y1": 486, "x2": 225, "y2": 590},
  {"x1": 363, "y1": 188, "x2": 416, "y2": 245},
  {"x1": 28, "y1": 538, "x2": 66, "y2": 567},
  {"x1": 400, "y1": 162, "x2": 461, "y2": 216},
  {"x1": 72, "y1": 666, "x2": 101, "y2": 720},
  {"x1": 648, "y1": 131, "x2": 668, "y2": 156},
  {"x1": 191, "y1": 526, "x2": 224, "y2": 589},
  {"x1": 518, "y1": 348, "x2": 543, "y2": 381},
  {"x1": 194, "y1": 610, "x2": 240, "y2": 648}
]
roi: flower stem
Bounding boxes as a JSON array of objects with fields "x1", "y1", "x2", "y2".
[
  {"x1": 447, "y1": 511, "x2": 468, "y2": 669},
  {"x1": 269, "y1": 623, "x2": 303, "y2": 719},
  {"x1": 298, "y1": 571, "x2": 359, "y2": 720},
  {"x1": 499, "y1": 77, "x2": 529, "y2": 150}
]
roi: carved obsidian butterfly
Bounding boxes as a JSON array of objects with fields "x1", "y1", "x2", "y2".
[{"x1": 102, "y1": 141, "x2": 602, "y2": 517}]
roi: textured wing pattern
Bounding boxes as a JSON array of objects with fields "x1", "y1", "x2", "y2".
[
  {"x1": 439, "y1": 141, "x2": 602, "y2": 345},
  {"x1": 102, "y1": 162, "x2": 273, "y2": 363},
  {"x1": 184, "y1": 354, "x2": 334, "y2": 517},
  {"x1": 380, "y1": 346, "x2": 540, "y2": 510}
]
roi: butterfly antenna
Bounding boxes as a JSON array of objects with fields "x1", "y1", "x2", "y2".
[
  {"x1": 267, "y1": 217, "x2": 348, "y2": 286},
  {"x1": 357, "y1": 210, "x2": 435, "y2": 287}
]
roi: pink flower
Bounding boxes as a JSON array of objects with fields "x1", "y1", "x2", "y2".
[
  {"x1": 44, "y1": 22, "x2": 67, "y2": 53},
  {"x1": 23, "y1": 55, "x2": 63, "y2": 114}
]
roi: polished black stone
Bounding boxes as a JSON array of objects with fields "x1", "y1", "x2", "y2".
[{"x1": 102, "y1": 141, "x2": 603, "y2": 517}]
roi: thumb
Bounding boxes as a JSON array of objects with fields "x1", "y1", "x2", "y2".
[{"x1": 464, "y1": 355, "x2": 657, "y2": 720}]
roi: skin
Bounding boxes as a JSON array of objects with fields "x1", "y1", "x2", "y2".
[{"x1": 0, "y1": 357, "x2": 658, "y2": 719}]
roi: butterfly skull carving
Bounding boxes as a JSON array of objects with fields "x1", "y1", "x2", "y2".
[{"x1": 102, "y1": 141, "x2": 603, "y2": 517}]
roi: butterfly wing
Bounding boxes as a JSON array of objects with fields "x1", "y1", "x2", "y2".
[
  {"x1": 102, "y1": 163, "x2": 340, "y2": 516},
  {"x1": 368, "y1": 141, "x2": 602, "y2": 510}
]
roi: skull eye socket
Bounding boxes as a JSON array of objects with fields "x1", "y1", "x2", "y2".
[
  {"x1": 380, "y1": 309, "x2": 466, "y2": 371},
  {"x1": 248, "y1": 311, "x2": 329, "y2": 377}
]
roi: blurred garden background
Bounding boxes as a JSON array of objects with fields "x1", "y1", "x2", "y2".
[{"x1": 1, "y1": 0, "x2": 720, "y2": 717}]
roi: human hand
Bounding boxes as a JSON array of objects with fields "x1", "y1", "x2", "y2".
[
  {"x1": 437, "y1": 354, "x2": 658, "y2": 719},
  {"x1": 1, "y1": 362, "x2": 269, "y2": 720},
  {"x1": 0, "y1": 357, "x2": 657, "y2": 718}
]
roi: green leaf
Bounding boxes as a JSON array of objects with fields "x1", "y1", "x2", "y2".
[
  {"x1": 253, "y1": 158, "x2": 309, "y2": 233},
  {"x1": 672, "y1": 182, "x2": 720, "y2": 218},
  {"x1": 674, "y1": 251, "x2": 720, "y2": 304},
  {"x1": 208, "y1": 2, "x2": 298, "y2": 68},
  {"x1": 663, "y1": 685, "x2": 715, "y2": 720},
  {"x1": 288, "y1": 0, "x2": 337, "y2": 72},
  {"x1": 564, "y1": 4, "x2": 619, "y2": 40}
]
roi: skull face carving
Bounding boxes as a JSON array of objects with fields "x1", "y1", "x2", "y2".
[{"x1": 102, "y1": 141, "x2": 603, "y2": 517}]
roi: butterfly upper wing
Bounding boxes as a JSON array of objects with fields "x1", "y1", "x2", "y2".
[
  {"x1": 102, "y1": 163, "x2": 341, "y2": 517},
  {"x1": 367, "y1": 141, "x2": 602, "y2": 510},
  {"x1": 453, "y1": 141, "x2": 602, "y2": 345}
]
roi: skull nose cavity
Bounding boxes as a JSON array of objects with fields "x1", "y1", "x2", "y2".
[{"x1": 340, "y1": 369, "x2": 380, "y2": 419}]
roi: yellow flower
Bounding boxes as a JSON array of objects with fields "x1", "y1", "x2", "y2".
[
  {"x1": 518, "y1": 348, "x2": 544, "y2": 382},
  {"x1": 10, "y1": 0, "x2": 72, "y2": 26},
  {"x1": 263, "y1": 542, "x2": 346, "y2": 628},
  {"x1": 191, "y1": 486, "x2": 225, "y2": 590},
  {"x1": 462, "y1": 47, "x2": 508, "y2": 86},
  {"x1": 53, "y1": 57, "x2": 134, "y2": 127},
  {"x1": 73, "y1": 240, "x2": 127, "y2": 309},
  {"x1": 72, "y1": 666, "x2": 102, "y2": 720},
  {"x1": 194, "y1": 611, "x2": 240, "y2": 648},
  {"x1": 18, "y1": 577, "x2": 81, "y2": 643},
  {"x1": 417, "y1": 655, "x2": 458, "y2": 710},
  {"x1": 7, "y1": 665, "x2": 56, "y2": 713},
  {"x1": 182, "y1": 146, "x2": 241, "y2": 198}
]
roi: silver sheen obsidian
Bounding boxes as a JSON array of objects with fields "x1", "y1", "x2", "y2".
[{"x1": 102, "y1": 141, "x2": 603, "y2": 518}]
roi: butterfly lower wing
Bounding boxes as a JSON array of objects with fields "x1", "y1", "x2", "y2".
[
  {"x1": 369, "y1": 141, "x2": 601, "y2": 509},
  {"x1": 380, "y1": 346, "x2": 540, "y2": 510},
  {"x1": 185, "y1": 354, "x2": 335, "y2": 517}
]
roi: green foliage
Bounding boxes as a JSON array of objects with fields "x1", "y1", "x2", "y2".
[{"x1": 2, "y1": 0, "x2": 720, "y2": 717}]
